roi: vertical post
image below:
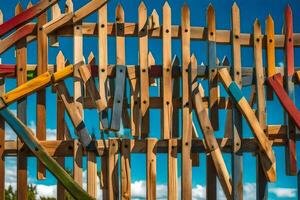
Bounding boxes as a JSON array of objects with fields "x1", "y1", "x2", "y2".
[
  {"x1": 181, "y1": 4, "x2": 192, "y2": 199},
  {"x1": 37, "y1": 2, "x2": 48, "y2": 180},
  {"x1": 146, "y1": 138, "x2": 157, "y2": 200},
  {"x1": 231, "y1": 3, "x2": 243, "y2": 199},
  {"x1": 266, "y1": 15, "x2": 275, "y2": 100},
  {"x1": 254, "y1": 19, "x2": 268, "y2": 200},
  {"x1": 207, "y1": 4, "x2": 219, "y2": 131},
  {"x1": 284, "y1": 5, "x2": 297, "y2": 176},
  {"x1": 108, "y1": 139, "x2": 119, "y2": 200},
  {"x1": 121, "y1": 139, "x2": 131, "y2": 200},
  {"x1": 15, "y1": 4, "x2": 28, "y2": 199},
  {"x1": 56, "y1": 51, "x2": 66, "y2": 200},
  {"x1": 0, "y1": 10, "x2": 4, "y2": 198},
  {"x1": 171, "y1": 56, "x2": 180, "y2": 138}
]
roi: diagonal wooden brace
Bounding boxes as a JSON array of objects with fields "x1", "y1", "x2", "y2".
[
  {"x1": 218, "y1": 67, "x2": 276, "y2": 182},
  {"x1": 0, "y1": 108, "x2": 94, "y2": 200}
]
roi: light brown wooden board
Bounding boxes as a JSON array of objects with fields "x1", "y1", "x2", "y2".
[
  {"x1": 108, "y1": 139, "x2": 119, "y2": 200},
  {"x1": 146, "y1": 138, "x2": 157, "y2": 199},
  {"x1": 121, "y1": 139, "x2": 131, "y2": 200}
]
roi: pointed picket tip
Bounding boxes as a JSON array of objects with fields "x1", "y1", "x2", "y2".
[
  {"x1": 266, "y1": 14, "x2": 274, "y2": 23},
  {"x1": 285, "y1": 4, "x2": 292, "y2": 15},
  {"x1": 88, "y1": 52, "x2": 95, "y2": 63},
  {"x1": 182, "y1": 3, "x2": 190, "y2": 13},
  {"x1": 207, "y1": 3, "x2": 215, "y2": 16},
  {"x1": 148, "y1": 51, "x2": 154, "y2": 61},
  {"x1": 0, "y1": 10, "x2": 3, "y2": 25},
  {"x1": 191, "y1": 54, "x2": 197, "y2": 64},
  {"x1": 221, "y1": 56, "x2": 230, "y2": 66},
  {"x1": 163, "y1": 1, "x2": 171, "y2": 10},
  {"x1": 266, "y1": 15, "x2": 274, "y2": 30},
  {"x1": 139, "y1": 1, "x2": 146, "y2": 10},
  {"x1": 181, "y1": 4, "x2": 190, "y2": 20},
  {"x1": 56, "y1": 51, "x2": 65, "y2": 60},
  {"x1": 116, "y1": 3, "x2": 124, "y2": 21},
  {"x1": 27, "y1": 1, "x2": 33, "y2": 9},
  {"x1": 151, "y1": 9, "x2": 159, "y2": 18},
  {"x1": 15, "y1": 3, "x2": 23, "y2": 15},
  {"x1": 232, "y1": 2, "x2": 239, "y2": 10},
  {"x1": 172, "y1": 55, "x2": 179, "y2": 66},
  {"x1": 254, "y1": 18, "x2": 261, "y2": 28},
  {"x1": 216, "y1": 57, "x2": 220, "y2": 66}
]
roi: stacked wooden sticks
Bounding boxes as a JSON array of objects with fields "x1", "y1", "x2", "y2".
[{"x1": 0, "y1": 0, "x2": 299, "y2": 199}]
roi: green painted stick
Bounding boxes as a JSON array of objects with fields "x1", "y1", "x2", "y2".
[{"x1": 0, "y1": 108, "x2": 94, "y2": 200}]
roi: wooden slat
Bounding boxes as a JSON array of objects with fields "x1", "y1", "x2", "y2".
[
  {"x1": 162, "y1": 2, "x2": 172, "y2": 140},
  {"x1": 98, "y1": 2, "x2": 109, "y2": 130},
  {"x1": 181, "y1": 4, "x2": 192, "y2": 199},
  {"x1": 0, "y1": 0, "x2": 57, "y2": 37},
  {"x1": 121, "y1": 139, "x2": 131, "y2": 200},
  {"x1": 254, "y1": 19, "x2": 269, "y2": 199},
  {"x1": 231, "y1": 4, "x2": 243, "y2": 199},
  {"x1": 49, "y1": 3, "x2": 61, "y2": 47},
  {"x1": 139, "y1": 2, "x2": 150, "y2": 138},
  {"x1": 110, "y1": 65, "x2": 126, "y2": 131},
  {"x1": 56, "y1": 51, "x2": 66, "y2": 200},
  {"x1": 172, "y1": 56, "x2": 180, "y2": 138},
  {"x1": 146, "y1": 138, "x2": 157, "y2": 199},
  {"x1": 108, "y1": 139, "x2": 119, "y2": 200},
  {"x1": 191, "y1": 56, "x2": 232, "y2": 199},
  {"x1": 0, "y1": 77, "x2": 4, "y2": 200},
  {"x1": 284, "y1": 6, "x2": 297, "y2": 176},
  {"x1": 15, "y1": 4, "x2": 28, "y2": 198},
  {"x1": 37, "y1": 9, "x2": 48, "y2": 180},
  {"x1": 168, "y1": 138, "x2": 178, "y2": 199},
  {"x1": 207, "y1": 4, "x2": 219, "y2": 131},
  {"x1": 0, "y1": 108, "x2": 93, "y2": 199},
  {"x1": 219, "y1": 67, "x2": 276, "y2": 182},
  {"x1": 266, "y1": 15, "x2": 275, "y2": 100}
]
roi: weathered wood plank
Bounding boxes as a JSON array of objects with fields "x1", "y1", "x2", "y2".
[
  {"x1": 207, "y1": 4, "x2": 219, "y2": 131},
  {"x1": 111, "y1": 65, "x2": 126, "y2": 131},
  {"x1": 168, "y1": 138, "x2": 178, "y2": 200},
  {"x1": 15, "y1": 4, "x2": 28, "y2": 199},
  {"x1": 139, "y1": 2, "x2": 150, "y2": 138},
  {"x1": 0, "y1": 108, "x2": 94, "y2": 199},
  {"x1": 0, "y1": 77, "x2": 4, "y2": 200},
  {"x1": 181, "y1": 4, "x2": 192, "y2": 199},
  {"x1": 121, "y1": 139, "x2": 131, "y2": 200},
  {"x1": 108, "y1": 139, "x2": 119, "y2": 200},
  {"x1": 219, "y1": 67, "x2": 276, "y2": 182},
  {"x1": 191, "y1": 56, "x2": 232, "y2": 199},
  {"x1": 162, "y1": 2, "x2": 172, "y2": 140},
  {"x1": 146, "y1": 138, "x2": 157, "y2": 199},
  {"x1": 254, "y1": 19, "x2": 269, "y2": 199},
  {"x1": 266, "y1": 15, "x2": 275, "y2": 100},
  {"x1": 284, "y1": 6, "x2": 297, "y2": 176},
  {"x1": 172, "y1": 56, "x2": 180, "y2": 138},
  {"x1": 37, "y1": 9, "x2": 48, "y2": 180}
]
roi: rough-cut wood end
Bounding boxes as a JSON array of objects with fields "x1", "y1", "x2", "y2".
[{"x1": 116, "y1": 3, "x2": 124, "y2": 22}]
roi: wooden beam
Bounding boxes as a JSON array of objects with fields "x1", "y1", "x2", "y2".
[
  {"x1": 218, "y1": 67, "x2": 276, "y2": 182},
  {"x1": 108, "y1": 139, "x2": 119, "y2": 200},
  {"x1": 146, "y1": 138, "x2": 157, "y2": 199},
  {"x1": 181, "y1": 4, "x2": 192, "y2": 199},
  {"x1": 266, "y1": 15, "x2": 275, "y2": 100},
  {"x1": 121, "y1": 139, "x2": 131, "y2": 200},
  {"x1": 0, "y1": 108, "x2": 93, "y2": 200}
]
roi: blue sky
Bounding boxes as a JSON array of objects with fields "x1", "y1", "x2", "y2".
[{"x1": 1, "y1": 0, "x2": 300, "y2": 199}]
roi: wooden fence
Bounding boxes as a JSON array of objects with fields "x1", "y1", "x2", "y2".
[{"x1": 0, "y1": 0, "x2": 299, "y2": 199}]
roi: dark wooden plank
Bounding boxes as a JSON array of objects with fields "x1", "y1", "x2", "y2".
[
  {"x1": 121, "y1": 139, "x2": 131, "y2": 200},
  {"x1": 0, "y1": 77, "x2": 4, "y2": 200},
  {"x1": 110, "y1": 65, "x2": 126, "y2": 131}
]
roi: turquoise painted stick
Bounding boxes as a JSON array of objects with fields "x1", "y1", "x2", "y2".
[{"x1": 0, "y1": 108, "x2": 94, "y2": 200}]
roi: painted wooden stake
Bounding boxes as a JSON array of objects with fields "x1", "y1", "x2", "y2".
[
  {"x1": 37, "y1": 8, "x2": 48, "y2": 180},
  {"x1": 111, "y1": 65, "x2": 127, "y2": 131},
  {"x1": 254, "y1": 19, "x2": 269, "y2": 199},
  {"x1": 56, "y1": 51, "x2": 66, "y2": 200},
  {"x1": 181, "y1": 4, "x2": 192, "y2": 199},
  {"x1": 146, "y1": 138, "x2": 157, "y2": 199},
  {"x1": 162, "y1": 1, "x2": 172, "y2": 140},
  {"x1": 98, "y1": 2, "x2": 109, "y2": 130},
  {"x1": 14, "y1": 4, "x2": 29, "y2": 199},
  {"x1": 108, "y1": 139, "x2": 119, "y2": 200},
  {"x1": 219, "y1": 67, "x2": 276, "y2": 182},
  {"x1": 172, "y1": 56, "x2": 180, "y2": 138},
  {"x1": 207, "y1": 4, "x2": 219, "y2": 131},
  {"x1": 139, "y1": 2, "x2": 150, "y2": 138},
  {"x1": 0, "y1": 0, "x2": 57, "y2": 37},
  {"x1": 0, "y1": 108, "x2": 94, "y2": 200},
  {"x1": 121, "y1": 139, "x2": 131, "y2": 200},
  {"x1": 191, "y1": 55, "x2": 232, "y2": 199},
  {"x1": 284, "y1": 5, "x2": 297, "y2": 176},
  {"x1": 266, "y1": 15, "x2": 275, "y2": 100}
]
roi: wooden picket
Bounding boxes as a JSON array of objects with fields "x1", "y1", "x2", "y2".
[{"x1": 0, "y1": 1, "x2": 300, "y2": 199}]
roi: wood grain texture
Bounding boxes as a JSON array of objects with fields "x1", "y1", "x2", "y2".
[
  {"x1": 219, "y1": 67, "x2": 276, "y2": 182},
  {"x1": 0, "y1": 108, "x2": 94, "y2": 200},
  {"x1": 284, "y1": 5, "x2": 297, "y2": 176},
  {"x1": 121, "y1": 139, "x2": 131, "y2": 200},
  {"x1": 168, "y1": 138, "x2": 178, "y2": 200},
  {"x1": 266, "y1": 15, "x2": 275, "y2": 100},
  {"x1": 181, "y1": 4, "x2": 192, "y2": 199},
  {"x1": 254, "y1": 19, "x2": 269, "y2": 199},
  {"x1": 108, "y1": 139, "x2": 119, "y2": 200},
  {"x1": 37, "y1": 10, "x2": 48, "y2": 180},
  {"x1": 146, "y1": 138, "x2": 157, "y2": 200},
  {"x1": 172, "y1": 56, "x2": 180, "y2": 138},
  {"x1": 207, "y1": 4, "x2": 219, "y2": 131},
  {"x1": 162, "y1": 2, "x2": 172, "y2": 140},
  {"x1": 0, "y1": 77, "x2": 4, "y2": 200},
  {"x1": 139, "y1": 2, "x2": 150, "y2": 138}
]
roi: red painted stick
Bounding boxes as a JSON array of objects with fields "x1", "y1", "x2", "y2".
[
  {"x1": 0, "y1": 0, "x2": 57, "y2": 37},
  {"x1": 267, "y1": 73, "x2": 300, "y2": 130}
]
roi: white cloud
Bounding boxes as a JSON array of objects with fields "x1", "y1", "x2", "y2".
[
  {"x1": 278, "y1": 61, "x2": 284, "y2": 67},
  {"x1": 269, "y1": 187, "x2": 297, "y2": 198}
]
